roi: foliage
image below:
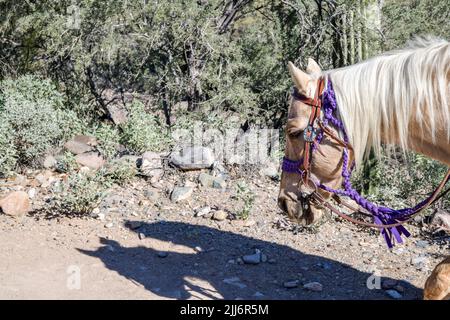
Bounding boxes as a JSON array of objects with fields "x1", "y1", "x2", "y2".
[
  {"x1": 94, "y1": 123, "x2": 121, "y2": 159},
  {"x1": 234, "y1": 181, "x2": 256, "y2": 220},
  {"x1": 120, "y1": 101, "x2": 170, "y2": 153},
  {"x1": 50, "y1": 170, "x2": 111, "y2": 216},
  {"x1": 0, "y1": 75, "x2": 82, "y2": 174}
]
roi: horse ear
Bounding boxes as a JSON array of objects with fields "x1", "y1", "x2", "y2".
[
  {"x1": 288, "y1": 61, "x2": 310, "y2": 92},
  {"x1": 306, "y1": 58, "x2": 321, "y2": 74}
]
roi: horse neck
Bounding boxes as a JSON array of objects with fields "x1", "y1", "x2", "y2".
[{"x1": 381, "y1": 106, "x2": 450, "y2": 166}]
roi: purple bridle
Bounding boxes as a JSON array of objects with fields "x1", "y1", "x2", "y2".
[{"x1": 282, "y1": 79, "x2": 449, "y2": 248}]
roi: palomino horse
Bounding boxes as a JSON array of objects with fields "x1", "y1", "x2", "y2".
[{"x1": 278, "y1": 38, "x2": 449, "y2": 300}]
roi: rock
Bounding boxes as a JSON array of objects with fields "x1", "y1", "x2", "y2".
[
  {"x1": 64, "y1": 140, "x2": 92, "y2": 155},
  {"x1": 0, "y1": 191, "x2": 31, "y2": 217},
  {"x1": 430, "y1": 209, "x2": 450, "y2": 232},
  {"x1": 385, "y1": 289, "x2": 402, "y2": 299},
  {"x1": 253, "y1": 292, "x2": 264, "y2": 298},
  {"x1": 139, "y1": 152, "x2": 164, "y2": 182},
  {"x1": 283, "y1": 280, "x2": 299, "y2": 288},
  {"x1": 104, "y1": 222, "x2": 114, "y2": 228},
  {"x1": 107, "y1": 104, "x2": 128, "y2": 125},
  {"x1": 75, "y1": 152, "x2": 105, "y2": 170},
  {"x1": 127, "y1": 221, "x2": 142, "y2": 230},
  {"x1": 194, "y1": 246, "x2": 203, "y2": 253},
  {"x1": 27, "y1": 188, "x2": 37, "y2": 199},
  {"x1": 415, "y1": 240, "x2": 430, "y2": 249},
  {"x1": 261, "y1": 254, "x2": 268, "y2": 263},
  {"x1": 242, "y1": 249, "x2": 261, "y2": 265},
  {"x1": 303, "y1": 282, "x2": 323, "y2": 292},
  {"x1": 43, "y1": 155, "x2": 57, "y2": 169},
  {"x1": 212, "y1": 210, "x2": 228, "y2": 221},
  {"x1": 169, "y1": 146, "x2": 215, "y2": 170},
  {"x1": 411, "y1": 256, "x2": 428, "y2": 269},
  {"x1": 198, "y1": 173, "x2": 215, "y2": 187},
  {"x1": 222, "y1": 277, "x2": 247, "y2": 289},
  {"x1": 157, "y1": 251, "x2": 169, "y2": 258},
  {"x1": 138, "y1": 232, "x2": 145, "y2": 240},
  {"x1": 244, "y1": 219, "x2": 256, "y2": 227},
  {"x1": 381, "y1": 279, "x2": 398, "y2": 290},
  {"x1": 261, "y1": 161, "x2": 279, "y2": 180},
  {"x1": 227, "y1": 259, "x2": 235, "y2": 264},
  {"x1": 212, "y1": 177, "x2": 226, "y2": 189},
  {"x1": 170, "y1": 187, "x2": 193, "y2": 202},
  {"x1": 236, "y1": 258, "x2": 244, "y2": 265},
  {"x1": 195, "y1": 206, "x2": 211, "y2": 217},
  {"x1": 35, "y1": 174, "x2": 46, "y2": 186},
  {"x1": 97, "y1": 213, "x2": 105, "y2": 221}
]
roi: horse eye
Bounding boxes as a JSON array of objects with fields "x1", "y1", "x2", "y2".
[{"x1": 288, "y1": 129, "x2": 302, "y2": 138}]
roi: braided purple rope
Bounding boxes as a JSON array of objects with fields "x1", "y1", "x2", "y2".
[{"x1": 283, "y1": 79, "x2": 443, "y2": 248}]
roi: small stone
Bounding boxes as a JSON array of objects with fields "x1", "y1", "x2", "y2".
[
  {"x1": 198, "y1": 173, "x2": 215, "y2": 187},
  {"x1": 157, "y1": 251, "x2": 169, "y2": 258},
  {"x1": 97, "y1": 213, "x2": 105, "y2": 221},
  {"x1": 283, "y1": 280, "x2": 299, "y2": 288},
  {"x1": 253, "y1": 292, "x2": 264, "y2": 298},
  {"x1": 261, "y1": 254, "x2": 268, "y2": 263},
  {"x1": 138, "y1": 233, "x2": 145, "y2": 240},
  {"x1": 236, "y1": 258, "x2": 244, "y2": 265},
  {"x1": 43, "y1": 155, "x2": 57, "y2": 169},
  {"x1": 385, "y1": 289, "x2": 402, "y2": 299},
  {"x1": 303, "y1": 282, "x2": 323, "y2": 292},
  {"x1": 411, "y1": 256, "x2": 428, "y2": 269},
  {"x1": 244, "y1": 219, "x2": 256, "y2": 227},
  {"x1": 195, "y1": 206, "x2": 211, "y2": 217},
  {"x1": 212, "y1": 177, "x2": 227, "y2": 189},
  {"x1": 194, "y1": 246, "x2": 203, "y2": 252},
  {"x1": 27, "y1": 188, "x2": 37, "y2": 199},
  {"x1": 415, "y1": 240, "x2": 430, "y2": 249},
  {"x1": 170, "y1": 187, "x2": 193, "y2": 202},
  {"x1": 222, "y1": 277, "x2": 247, "y2": 289},
  {"x1": 227, "y1": 259, "x2": 235, "y2": 264},
  {"x1": 104, "y1": 222, "x2": 114, "y2": 228},
  {"x1": 92, "y1": 208, "x2": 100, "y2": 215},
  {"x1": 0, "y1": 191, "x2": 31, "y2": 217},
  {"x1": 212, "y1": 210, "x2": 228, "y2": 221},
  {"x1": 242, "y1": 249, "x2": 261, "y2": 265}
]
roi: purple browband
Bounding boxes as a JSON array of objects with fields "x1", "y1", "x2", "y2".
[{"x1": 282, "y1": 79, "x2": 444, "y2": 248}]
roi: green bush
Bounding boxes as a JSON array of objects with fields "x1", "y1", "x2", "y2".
[
  {"x1": 0, "y1": 75, "x2": 83, "y2": 174},
  {"x1": 94, "y1": 123, "x2": 121, "y2": 159},
  {"x1": 121, "y1": 101, "x2": 170, "y2": 153},
  {"x1": 50, "y1": 171, "x2": 111, "y2": 216}
]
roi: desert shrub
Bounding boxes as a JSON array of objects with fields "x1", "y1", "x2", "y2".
[
  {"x1": 234, "y1": 181, "x2": 256, "y2": 220},
  {"x1": 94, "y1": 123, "x2": 121, "y2": 159},
  {"x1": 50, "y1": 171, "x2": 111, "y2": 216},
  {"x1": 105, "y1": 157, "x2": 138, "y2": 185},
  {"x1": 352, "y1": 151, "x2": 449, "y2": 211},
  {"x1": 0, "y1": 75, "x2": 84, "y2": 174},
  {"x1": 120, "y1": 101, "x2": 170, "y2": 153},
  {"x1": 0, "y1": 121, "x2": 17, "y2": 176}
]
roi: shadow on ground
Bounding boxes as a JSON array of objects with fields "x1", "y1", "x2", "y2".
[{"x1": 78, "y1": 220, "x2": 421, "y2": 300}]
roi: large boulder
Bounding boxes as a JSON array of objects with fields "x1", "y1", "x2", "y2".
[
  {"x1": 0, "y1": 191, "x2": 31, "y2": 217},
  {"x1": 107, "y1": 104, "x2": 128, "y2": 125},
  {"x1": 64, "y1": 135, "x2": 98, "y2": 155},
  {"x1": 138, "y1": 152, "x2": 164, "y2": 183},
  {"x1": 169, "y1": 146, "x2": 215, "y2": 170},
  {"x1": 75, "y1": 152, "x2": 105, "y2": 170}
]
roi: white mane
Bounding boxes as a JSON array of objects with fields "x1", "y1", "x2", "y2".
[{"x1": 327, "y1": 37, "x2": 449, "y2": 166}]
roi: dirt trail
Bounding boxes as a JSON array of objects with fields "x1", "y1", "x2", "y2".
[{"x1": 0, "y1": 176, "x2": 448, "y2": 300}]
